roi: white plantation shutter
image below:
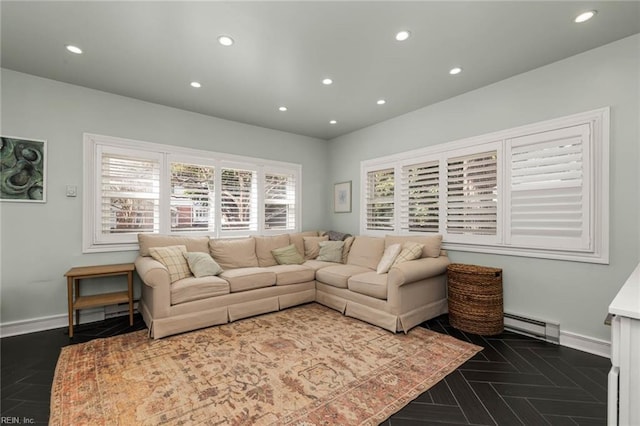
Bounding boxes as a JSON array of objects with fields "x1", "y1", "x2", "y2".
[
  {"x1": 264, "y1": 171, "x2": 296, "y2": 230},
  {"x1": 366, "y1": 168, "x2": 395, "y2": 231},
  {"x1": 170, "y1": 162, "x2": 215, "y2": 232},
  {"x1": 220, "y1": 167, "x2": 258, "y2": 231},
  {"x1": 400, "y1": 161, "x2": 440, "y2": 233},
  {"x1": 506, "y1": 124, "x2": 591, "y2": 250},
  {"x1": 446, "y1": 150, "x2": 498, "y2": 239},
  {"x1": 100, "y1": 151, "x2": 160, "y2": 237}
]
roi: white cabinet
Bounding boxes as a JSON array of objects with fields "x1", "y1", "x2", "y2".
[{"x1": 608, "y1": 263, "x2": 640, "y2": 425}]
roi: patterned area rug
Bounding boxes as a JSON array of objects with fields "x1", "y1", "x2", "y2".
[{"x1": 50, "y1": 303, "x2": 481, "y2": 425}]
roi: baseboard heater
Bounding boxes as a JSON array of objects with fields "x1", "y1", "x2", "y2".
[
  {"x1": 104, "y1": 301, "x2": 139, "y2": 319},
  {"x1": 503, "y1": 312, "x2": 560, "y2": 344}
]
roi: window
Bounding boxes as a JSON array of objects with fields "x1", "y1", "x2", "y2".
[
  {"x1": 264, "y1": 171, "x2": 297, "y2": 230},
  {"x1": 97, "y1": 146, "x2": 161, "y2": 243},
  {"x1": 400, "y1": 161, "x2": 439, "y2": 233},
  {"x1": 170, "y1": 161, "x2": 215, "y2": 233},
  {"x1": 360, "y1": 108, "x2": 609, "y2": 263},
  {"x1": 445, "y1": 147, "x2": 500, "y2": 244},
  {"x1": 220, "y1": 167, "x2": 258, "y2": 232},
  {"x1": 505, "y1": 124, "x2": 591, "y2": 251},
  {"x1": 84, "y1": 134, "x2": 301, "y2": 252},
  {"x1": 365, "y1": 167, "x2": 395, "y2": 231}
]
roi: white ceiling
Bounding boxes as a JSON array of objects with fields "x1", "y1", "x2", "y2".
[{"x1": 2, "y1": 1, "x2": 639, "y2": 140}]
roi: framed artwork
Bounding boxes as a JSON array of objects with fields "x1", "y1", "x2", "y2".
[
  {"x1": 334, "y1": 181, "x2": 351, "y2": 213},
  {"x1": 0, "y1": 136, "x2": 47, "y2": 202}
]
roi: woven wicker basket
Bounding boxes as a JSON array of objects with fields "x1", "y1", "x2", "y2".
[{"x1": 447, "y1": 263, "x2": 504, "y2": 336}]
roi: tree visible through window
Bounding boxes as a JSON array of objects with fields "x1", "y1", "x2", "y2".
[{"x1": 170, "y1": 162, "x2": 215, "y2": 232}]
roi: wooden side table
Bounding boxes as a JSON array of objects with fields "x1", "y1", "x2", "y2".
[{"x1": 64, "y1": 263, "x2": 135, "y2": 337}]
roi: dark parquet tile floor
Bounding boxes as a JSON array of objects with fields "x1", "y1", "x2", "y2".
[{"x1": 1, "y1": 312, "x2": 610, "y2": 425}]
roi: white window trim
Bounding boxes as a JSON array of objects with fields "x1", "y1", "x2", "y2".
[
  {"x1": 360, "y1": 107, "x2": 609, "y2": 264},
  {"x1": 83, "y1": 133, "x2": 302, "y2": 253}
]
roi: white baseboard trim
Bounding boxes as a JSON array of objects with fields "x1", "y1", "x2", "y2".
[
  {"x1": 1, "y1": 308, "x2": 106, "y2": 338},
  {"x1": 559, "y1": 330, "x2": 611, "y2": 359}
]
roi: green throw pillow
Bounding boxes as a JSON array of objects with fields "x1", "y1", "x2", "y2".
[
  {"x1": 183, "y1": 252, "x2": 223, "y2": 277},
  {"x1": 317, "y1": 241, "x2": 345, "y2": 263},
  {"x1": 272, "y1": 244, "x2": 305, "y2": 265}
]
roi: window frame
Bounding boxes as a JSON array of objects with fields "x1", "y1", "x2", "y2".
[
  {"x1": 83, "y1": 133, "x2": 301, "y2": 253},
  {"x1": 360, "y1": 107, "x2": 609, "y2": 264}
]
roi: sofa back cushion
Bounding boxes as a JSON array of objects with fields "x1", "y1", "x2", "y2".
[
  {"x1": 289, "y1": 231, "x2": 319, "y2": 257},
  {"x1": 347, "y1": 236, "x2": 385, "y2": 270},
  {"x1": 303, "y1": 236, "x2": 329, "y2": 259},
  {"x1": 138, "y1": 234, "x2": 210, "y2": 257},
  {"x1": 384, "y1": 234, "x2": 443, "y2": 258},
  {"x1": 254, "y1": 234, "x2": 291, "y2": 267},
  {"x1": 209, "y1": 237, "x2": 259, "y2": 270}
]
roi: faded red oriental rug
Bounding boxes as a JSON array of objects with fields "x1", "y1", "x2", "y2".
[{"x1": 50, "y1": 303, "x2": 481, "y2": 425}]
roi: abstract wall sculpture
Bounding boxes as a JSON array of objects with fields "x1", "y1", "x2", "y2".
[{"x1": 0, "y1": 136, "x2": 47, "y2": 202}]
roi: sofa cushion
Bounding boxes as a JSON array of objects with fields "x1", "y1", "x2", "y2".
[
  {"x1": 385, "y1": 234, "x2": 443, "y2": 258},
  {"x1": 272, "y1": 244, "x2": 305, "y2": 265},
  {"x1": 255, "y1": 234, "x2": 291, "y2": 267},
  {"x1": 347, "y1": 236, "x2": 385, "y2": 270},
  {"x1": 183, "y1": 252, "x2": 223, "y2": 277},
  {"x1": 321, "y1": 230, "x2": 353, "y2": 241},
  {"x1": 348, "y1": 271, "x2": 388, "y2": 300},
  {"x1": 392, "y1": 242, "x2": 424, "y2": 267},
  {"x1": 317, "y1": 241, "x2": 345, "y2": 263},
  {"x1": 303, "y1": 236, "x2": 329, "y2": 259},
  {"x1": 303, "y1": 259, "x2": 338, "y2": 271},
  {"x1": 376, "y1": 243, "x2": 402, "y2": 274},
  {"x1": 149, "y1": 245, "x2": 192, "y2": 283},
  {"x1": 220, "y1": 268, "x2": 276, "y2": 292},
  {"x1": 209, "y1": 237, "x2": 259, "y2": 270},
  {"x1": 316, "y1": 264, "x2": 373, "y2": 289},
  {"x1": 289, "y1": 231, "x2": 319, "y2": 257},
  {"x1": 171, "y1": 276, "x2": 230, "y2": 305},
  {"x1": 342, "y1": 236, "x2": 355, "y2": 264},
  {"x1": 264, "y1": 264, "x2": 315, "y2": 285},
  {"x1": 138, "y1": 234, "x2": 210, "y2": 257}
]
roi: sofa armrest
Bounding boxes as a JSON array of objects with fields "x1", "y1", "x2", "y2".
[
  {"x1": 134, "y1": 256, "x2": 170, "y2": 288},
  {"x1": 134, "y1": 255, "x2": 172, "y2": 319},
  {"x1": 388, "y1": 256, "x2": 450, "y2": 287}
]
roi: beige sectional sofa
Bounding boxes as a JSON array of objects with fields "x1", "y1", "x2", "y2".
[{"x1": 134, "y1": 231, "x2": 449, "y2": 338}]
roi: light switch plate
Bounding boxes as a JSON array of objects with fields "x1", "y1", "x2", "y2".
[{"x1": 66, "y1": 185, "x2": 77, "y2": 197}]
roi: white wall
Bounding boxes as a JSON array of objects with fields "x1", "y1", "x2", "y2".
[
  {"x1": 327, "y1": 34, "x2": 640, "y2": 343},
  {"x1": 0, "y1": 69, "x2": 329, "y2": 327}
]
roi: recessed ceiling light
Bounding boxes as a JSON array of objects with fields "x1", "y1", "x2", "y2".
[
  {"x1": 278, "y1": 106, "x2": 288, "y2": 112},
  {"x1": 395, "y1": 30, "x2": 411, "y2": 41},
  {"x1": 376, "y1": 99, "x2": 386, "y2": 105},
  {"x1": 449, "y1": 67, "x2": 462, "y2": 75},
  {"x1": 217, "y1": 35, "x2": 234, "y2": 46},
  {"x1": 575, "y1": 10, "x2": 596, "y2": 23},
  {"x1": 322, "y1": 78, "x2": 333, "y2": 85},
  {"x1": 65, "y1": 45, "x2": 83, "y2": 54},
  {"x1": 190, "y1": 81, "x2": 202, "y2": 88},
  {"x1": 329, "y1": 120, "x2": 337, "y2": 125}
]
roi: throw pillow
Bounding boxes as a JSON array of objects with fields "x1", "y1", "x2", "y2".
[
  {"x1": 149, "y1": 245, "x2": 192, "y2": 283},
  {"x1": 303, "y1": 236, "x2": 329, "y2": 259},
  {"x1": 376, "y1": 243, "x2": 402, "y2": 274},
  {"x1": 183, "y1": 252, "x2": 223, "y2": 278},
  {"x1": 322, "y1": 230, "x2": 352, "y2": 241},
  {"x1": 317, "y1": 241, "x2": 345, "y2": 263},
  {"x1": 391, "y1": 242, "x2": 425, "y2": 267},
  {"x1": 342, "y1": 236, "x2": 355, "y2": 264},
  {"x1": 272, "y1": 244, "x2": 305, "y2": 265}
]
